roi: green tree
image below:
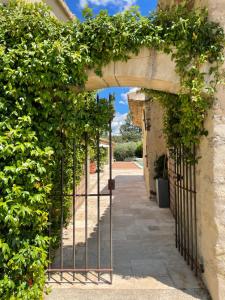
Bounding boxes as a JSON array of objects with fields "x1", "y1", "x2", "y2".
[{"x1": 120, "y1": 112, "x2": 142, "y2": 142}]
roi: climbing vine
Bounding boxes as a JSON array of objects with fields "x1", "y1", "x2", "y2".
[{"x1": 0, "y1": 0, "x2": 224, "y2": 299}]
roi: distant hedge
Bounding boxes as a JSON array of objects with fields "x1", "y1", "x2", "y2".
[
  {"x1": 135, "y1": 142, "x2": 143, "y2": 158},
  {"x1": 114, "y1": 142, "x2": 143, "y2": 161}
]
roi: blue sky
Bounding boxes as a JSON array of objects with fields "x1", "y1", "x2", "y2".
[
  {"x1": 66, "y1": 0, "x2": 157, "y2": 20},
  {"x1": 65, "y1": 0, "x2": 157, "y2": 134}
]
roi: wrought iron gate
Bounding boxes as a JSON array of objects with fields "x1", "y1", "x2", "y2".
[
  {"x1": 169, "y1": 145, "x2": 201, "y2": 276},
  {"x1": 47, "y1": 95, "x2": 114, "y2": 284}
]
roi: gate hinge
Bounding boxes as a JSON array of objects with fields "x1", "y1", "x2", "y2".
[{"x1": 108, "y1": 179, "x2": 115, "y2": 190}]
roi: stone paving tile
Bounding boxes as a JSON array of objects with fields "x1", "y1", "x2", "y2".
[
  {"x1": 131, "y1": 259, "x2": 168, "y2": 277},
  {"x1": 46, "y1": 164, "x2": 209, "y2": 300},
  {"x1": 46, "y1": 289, "x2": 210, "y2": 300}
]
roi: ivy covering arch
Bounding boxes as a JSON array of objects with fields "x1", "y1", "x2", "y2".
[{"x1": 0, "y1": 0, "x2": 224, "y2": 298}]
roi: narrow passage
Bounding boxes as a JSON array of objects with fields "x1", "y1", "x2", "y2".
[{"x1": 46, "y1": 162, "x2": 208, "y2": 300}]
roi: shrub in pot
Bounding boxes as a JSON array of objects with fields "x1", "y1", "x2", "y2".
[
  {"x1": 90, "y1": 146, "x2": 107, "y2": 174},
  {"x1": 90, "y1": 160, "x2": 97, "y2": 174},
  {"x1": 154, "y1": 154, "x2": 169, "y2": 208}
]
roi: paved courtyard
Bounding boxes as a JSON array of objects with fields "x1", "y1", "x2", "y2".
[{"x1": 46, "y1": 163, "x2": 209, "y2": 300}]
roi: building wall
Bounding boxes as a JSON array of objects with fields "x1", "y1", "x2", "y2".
[
  {"x1": 158, "y1": 1, "x2": 225, "y2": 299},
  {"x1": 128, "y1": 94, "x2": 167, "y2": 200},
  {"x1": 142, "y1": 100, "x2": 167, "y2": 199},
  {"x1": 45, "y1": 0, "x2": 73, "y2": 21},
  {"x1": 195, "y1": 1, "x2": 225, "y2": 299},
  {"x1": 1, "y1": 0, "x2": 74, "y2": 21}
]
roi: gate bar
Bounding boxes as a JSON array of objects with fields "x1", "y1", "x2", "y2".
[
  {"x1": 174, "y1": 148, "x2": 178, "y2": 248},
  {"x1": 56, "y1": 193, "x2": 110, "y2": 197},
  {"x1": 60, "y1": 132, "x2": 64, "y2": 281},
  {"x1": 48, "y1": 268, "x2": 113, "y2": 272},
  {"x1": 186, "y1": 155, "x2": 190, "y2": 265},
  {"x1": 85, "y1": 133, "x2": 88, "y2": 281},
  {"x1": 97, "y1": 95, "x2": 101, "y2": 281},
  {"x1": 190, "y1": 154, "x2": 194, "y2": 270},
  {"x1": 176, "y1": 148, "x2": 179, "y2": 250},
  {"x1": 48, "y1": 204, "x2": 52, "y2": 281},
  {"x1": 72, "y1": 140, "x2": 76, "y2": 280},
  {"x1": 109, "y1": 94, "x2": 113, "y2": 283},
  {"x1": 181, "y1": 144, "x2": 184, "y2": 256},
  {"x1": 182, "y1": 145, "x2": 186, "y2": 260},
  {"x1": 193, "y1": 145, "x2": 198, "y2": 275},
  {"x1": 171, "y1": 144, "x2": 199, "y2": 276},
  {"x1": 178, "y1": 146, "x2": 181, "y2": 252}
]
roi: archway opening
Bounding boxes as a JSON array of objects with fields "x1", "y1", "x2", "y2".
[{"x1": 46, "y1": 85, "x2": 202, "y2": 299}]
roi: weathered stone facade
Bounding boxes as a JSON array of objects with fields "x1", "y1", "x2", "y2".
[
  {"x1": 189, "y1": 1, "x2": 225, "y2": 299},
  {"x1": 85, "y1": 1, "x2": 225, "y2": 298},
  {"x1": 128, "y1": 92, "x2": 167, "y2": 200},
  {"x1": 86, "y1": 2, "x2": 225, "y2": 298}
]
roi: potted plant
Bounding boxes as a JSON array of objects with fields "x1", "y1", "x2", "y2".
[
  {"x1": 89, "y1": 148, "x2": 97, "y2": 174},
  {"x1": 154, "y1": 154, "x2": 169, "y2": 208},
  {"x1": 90, "y1": 159, "x2": 97, "y2": 174},
  {"x1": 89, "y1": 146, "x2": 107, "y2": 174}
]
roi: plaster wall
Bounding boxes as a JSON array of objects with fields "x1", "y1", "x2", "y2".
[
  {"x1": 0, "y1": 0, "x2": 73, "y2": 21},
  {"x1": 147, "y1": 2, "x2": 225, "y2": 299},
  {"x1": 128, "y1": 94, "x2": 166, "y2": 200},
  {"x1": 144, "y1": 101, "x2": 167, "y2": 199}
]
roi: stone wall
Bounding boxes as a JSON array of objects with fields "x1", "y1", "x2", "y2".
[
  {"x1": 128, "y1": 93, "x2": 167, "y2": 200},
  {"x1": 82, "y1": 0, "x2": 225, "y2": 297},
  {"x1": 195, "y1": 1, "x2": 225, "y2": 300},
  {"x1": 165, "y1": 1, "x2": 225, "y2": 299},
  {"x1": 156, "y1": 1, "x2": 225, "y2": 299},
  {"x1": 144, "y1": 101, "x2": 167, "y2": 199}
]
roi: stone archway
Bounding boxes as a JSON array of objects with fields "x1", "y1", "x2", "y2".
[
  {"x1": 83, "y1": 30, "x2": 225, "y2": 300},
  {"x1": 85, "y1": 48, "x2": 179, "y2": 93}
]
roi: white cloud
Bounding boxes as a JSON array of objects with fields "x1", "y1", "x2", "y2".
[
  {"x1": 112, "y1": 112, "x2": 127, "y2": 135},
  {"x1": 80, "y1": 0, "x2": 88, "y2": 8},
  {"x1": 119, "y1": 92, "x2": 128, "y2": 105},
  {"x1": 119, "y1": 87, "x2": 140, "y2": 105},
  {"x1": 79, "y1": 0, "x2": 137, "y2": 10}
]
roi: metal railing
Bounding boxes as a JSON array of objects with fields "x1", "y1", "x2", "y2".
[
  {"x1": 47, "y1": 95, "x2": 114, "y2": 283},
  {"x1": 169, "y1": 145, "x2": 199, "y2": 276}
]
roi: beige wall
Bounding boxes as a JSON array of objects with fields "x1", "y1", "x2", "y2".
[
  {"x1": 85, "y1": 48, "x2": 179, "y2": 92},
  {"x1": 45, "y1": 0, "x2": 73, "y2": 21},
  {"x1": 1, "y1": 0, "x2": 74, "y2": 21},
  {"x1": 125, "y1": 1, "x2": 225, "y2": 299},
  {"x1": 143, "y1": 100, "x2": 167, "y2": 199},
  {"x1": 128, "y1": 94, "x2": 167, "y2": 200},
  {"x1": 153, "y1": 2, "x2": 225, "y2": 299},
  {"x1": 195, "y1": 1, "x2": 225, "y2": 299}
]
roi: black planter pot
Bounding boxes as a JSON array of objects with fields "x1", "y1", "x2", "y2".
[{"x1": 155, "y1": 178, "x2": 169, "y2": 208}]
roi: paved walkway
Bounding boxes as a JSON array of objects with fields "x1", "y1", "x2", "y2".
[
  {"x1": 112, "y1": 161, "x2": 140, "y2": 170},
  {"x1": 46, "y1": 163, "x2": 209, "y2": 300}
]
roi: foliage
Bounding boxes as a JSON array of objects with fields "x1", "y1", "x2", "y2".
[
  {"x1": 0, "y1": 0, "x2": 224, "y2": 298},
  {"x1": 114, "y1": 142, "x2": 137, "y2": 161},
  {"x1": 135, "y1": 142, "x2": 143, "y2": 158},
  {"x1": 0, "y1": 2, "x2": 113, "y2": 298},
  {"x1": 112, "y1": 135, "x2": 124, "y2": 143},
  {"x1": 90, "y1": 145, "x2": 108, "y2": 171},
  {"x1": 79, "y1": 3, "x2": 224, "y2": 158},
  {"x1": 154, "y1": 154, "x2": 168, "y2": 179},
  {"x1": 120, "y1": 112, "x2": 142, "y2": 142}
]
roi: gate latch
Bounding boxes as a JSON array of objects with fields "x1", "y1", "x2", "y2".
[{"x1": 108, "y1": 179, "x2": 115, "y2": 190}]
